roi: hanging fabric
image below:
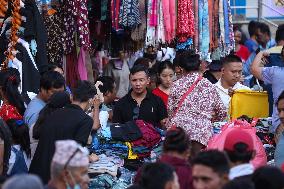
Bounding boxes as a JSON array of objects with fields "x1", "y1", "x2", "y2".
[
  {"x1": 176, "y1": 0, "x2": 195, "y2": 42},
  {"x1": 119, "y1": 0, "x2": 141, "y2": 28},
  {"x1": 162, "y1": 0, "x2": 176, "y2": 42},
  {"x1": 131, "y1": 0, "x2": 147, "y2": 41},
  {"x1": 198, "y1": 0, "x2": 210, "y2": 60},
  {"x1": 157, "y1": 0, "x2": 165, "y2": 43},
  {"x1": 145, "y1": 0, "x2": 156, "y2": 46}
]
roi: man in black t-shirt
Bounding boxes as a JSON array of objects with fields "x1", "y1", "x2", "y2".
[
  {"x1": 113, "y1": 64, "x2": 168, "y2": 128},
  {"x1": 29, "y1": 81, "x2": 99, "y2": 184}
]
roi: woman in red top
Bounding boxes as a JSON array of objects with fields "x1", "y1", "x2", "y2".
[
  {"x1": 0, "y1": 68, "x2": 25, "y2": 121},
  {"x1": 234, "y1": 27, "x2": 250, "y2": 62},
  {"x1": 152, "y1": 61, "x2": 175, "y2": 108}
]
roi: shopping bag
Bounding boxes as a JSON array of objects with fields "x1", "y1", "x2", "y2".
[
  {"x1": 229, "y1": 89, "x2": 269, "y2": 119},
  {"x1": 207, "y1": 119, "x2": 267, "y2": 168}
]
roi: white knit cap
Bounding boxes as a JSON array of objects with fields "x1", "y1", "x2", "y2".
[{"x1": 52, "y1": 140, "x2": 89, "y2": 167}]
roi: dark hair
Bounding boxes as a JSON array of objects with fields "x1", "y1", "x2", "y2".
[
  {"x1": 72, "y1": 81, "x2": 97, "y2": 102},
  {"x1": 257, "y1": 22, "x2": 271, "y2": 37},
  {"x1": 222, "y1": 54, "x2": 242, "y2": 66},
  {"x1": 277, "y1": 91, "x2": 284, "y2": 106},
  {"x1": 33, "y1": 91, "x2": 71, "y2": 139},
  {"x1": 139, "y1": 162, "x2": 175, "y2": 189},
  {"x1": 134, "y1": 58, "x2": 152, "y2": 68},
  {"x1": 95, "y1": 76, "x2": 115, "y2": 95},
  {"x1": 40, "y1": 71, "x2": 65, "y2": 91},
  {"x1": 252, "y1": 166, "x2": 284, "y2": 189},
  {"x1": 248, "y1": 21, "x2": 259, "y2": 37},
  {"x1": 179, "y1": 52, "x2": 200, "y2": 72},
  {"x1": 40, "y1": 63, "x2": 63, "y2": 75},
  {"x1": 193, "y1": 150, "x2": 230, "y2": 175},
  {"x1": 5, "y1": 119, "x2": 31, "y2": 158},
  {"x1": 163, "y1": 127, "x2": 190, "y2": 154},
  {"x1": 127, "y1": 185, "x2": 143, "y2": 189},
  {"x1": 0, "y1": 119, "x2": 12, "y2": 175},
  {"x1": 276, "y1": 24, "x2": 284, "y2": 44},
  {"x1": 222, "y1": 179, "x2": 255, "y2": 189},
  {"x1": 157, "y1": 61, "x2": 174, "y2": 75},
  {"x1": 225, "y1": 143, "x2": 254, "y2": 163},
  {"x1": 0, "y1": 68, "x2": 26, "y2": 115},
  {"x1": 130, "y1": 64, "x2": 149, "y2": 77}
]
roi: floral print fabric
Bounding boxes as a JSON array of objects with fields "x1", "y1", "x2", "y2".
[{"x1": 167, "y1": 73, "x2": 227, "y2": 145}]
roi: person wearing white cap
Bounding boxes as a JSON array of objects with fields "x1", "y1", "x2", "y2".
[{"x1": 44, "y1": 140, "x2": 90, "y2": 189}]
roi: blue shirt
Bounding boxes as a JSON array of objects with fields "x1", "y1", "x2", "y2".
[
  {"x1": 24, "y1": 96, "x2": 46, "y2": 128},
  {"x1": 245, "y1": 39, "x2": 258, "y2": 53},
  {"x1": 262, "y1": 67, "x2": 284, "y2": 132}
]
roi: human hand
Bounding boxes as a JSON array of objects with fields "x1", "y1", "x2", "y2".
[{"x1": 92, "y1": 95, "x2": 101, "y2": 109}]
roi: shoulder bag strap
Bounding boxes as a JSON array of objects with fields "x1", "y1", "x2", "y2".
[{"x1": 172, "y1": 75, "x2": 203, "y2": 117}]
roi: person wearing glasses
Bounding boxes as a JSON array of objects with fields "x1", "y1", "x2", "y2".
[
  {"x1": 29, "y1": 81, "x2": 100, "y2": 184},
  {"x1": 45, "y1": 140, "x2": 90, "y2": 189}
]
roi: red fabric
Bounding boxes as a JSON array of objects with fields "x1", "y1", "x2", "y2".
[
  {"x1": 177, "y1": 0, "x2": 195, "y2": 42},
  {"x1": 235, "y1": 45, "x2": 250, "y2": 62},
  {"x1": 152, "y1": 87, "x2": 169, "y2": 108},
  {"x1": 131, "y1": 120, "x2": 161, "y2": 149},
  {"x1": 0, "y1": 104, "x2": 23, "y2": 121},
  {"x1": 160, "y1": 154, "x2": 193, "y2": 189},
  {"x1": 66, "y1": 50, "x2": 80, "y2": 88}
]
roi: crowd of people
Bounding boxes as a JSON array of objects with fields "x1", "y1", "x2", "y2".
[{"x1": 0, "y1": 21, "x2": 283, "y2": 189}]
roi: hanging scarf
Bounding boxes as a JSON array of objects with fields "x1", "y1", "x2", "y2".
[
  {"x1": 131, "y1": 0, "x2": 147, "y2": 41},
  {"x1": 212, "y1": 0, "x2": 219, "y2": 49},
  {"x1": 119, "y1": 0, "x2": 141, "y2": 28},
  {"x1": 149, "y1": 0, "x2": 158, "y2": 27},
  {"x1": 194, "y1": 0, "x2": 199, "y2": 49},
  {"x1": 162, "y1": 0, "x2": 176, "y2": 42},
  {"x1": 198, "y1": 0, "x2": 209, "y2": 59},
  {"x1": 111, "y1": 0, "x2": 121, "y2": 31},
  {"x1": 157, "y1": 0, "x2": 165, "y2": 43},
  {"x1": 145, "y1": 0, "x2": 156, "y2": 46},
  {"x1": 223, "y1": 0, "x2": 230, "y2": 45},
  {"x1": 177, "y1": 0, "x2": 195, "y2": 43}
]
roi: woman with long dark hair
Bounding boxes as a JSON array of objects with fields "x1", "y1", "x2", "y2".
[
  {"x1": 0, "y1": 119, "x2": 12, "y2": 177},
  {"x1": 0, "y1": 68, "x2": 25, "y2": 121},
  {"x1": 152, "y1": 61, "x2": 175, "y2": 108},
  {"x1": 5, "y1": 119, "x2": 30, "y2": 176}
]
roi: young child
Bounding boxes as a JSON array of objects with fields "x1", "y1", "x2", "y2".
[{"x1": 5, "y1": 119, "x2": 31, "y2": 176}]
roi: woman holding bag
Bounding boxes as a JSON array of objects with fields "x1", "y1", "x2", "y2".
[{"x1": 167, "y1": 52, "x2": 227, "y2": 157}]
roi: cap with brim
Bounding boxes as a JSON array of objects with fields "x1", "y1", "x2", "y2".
[{"x1": 224, "y1": 129, "x2": 254, "y2": 152}]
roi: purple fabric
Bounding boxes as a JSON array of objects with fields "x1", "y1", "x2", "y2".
[
  {"x1": 77, "y1": 48, "x2": 88, "y2": 80},
  {"x1": 262, "y1": 67, "x2": 284, "y2": 132}
]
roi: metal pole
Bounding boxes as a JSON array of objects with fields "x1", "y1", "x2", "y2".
[{"x1": 258, "y1": 0, "x2": 262, "y2": 21}]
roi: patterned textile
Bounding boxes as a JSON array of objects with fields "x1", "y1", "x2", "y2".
[
  {"x1": 131, "y1": 0, "x2": 147, "y2": 41},
  {"x1": 43, "y1": 9, "x2": 64, "y2": 65},
  {"x1": 198, "y1": 0, "x2": 210, "y2": 60},
  {"x1": 61, "y1": 1, "x2": 76, "y2": 54},
  {"x1": 212, "y1": 0, "x2": 219, "y2": 49},
  {"x1": 177, "y1": 0, "x2": 195, "y2": 42},
  {"x1": 0, "y1": 104, "x2": 23, "y2": 122},
  {"x1": 101, "y1": 0, "x2": 108, "y2": 20},
  {"x1": 194, "y1": 0, "x2": 199, "y2": 49},
  {"x1": 119, "y1": 0, "x2": 141, "y2": 28},
  {"x1": 111, "y1": 0, "x2": 122, "y2": 31},
  {"x1": 167, "y1": 73, "x2": 227, "y2": 145},
  {"x1": 145, "y1": 0, "x2": 156, "y2": 46}
]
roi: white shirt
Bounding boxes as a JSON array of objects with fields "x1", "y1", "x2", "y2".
[
  {"x1": 229, "y1": 163, "x2": 254, "y2": 180},
  {"x1": 215, "y1": 79, "x2": 251, "y2": 111}
]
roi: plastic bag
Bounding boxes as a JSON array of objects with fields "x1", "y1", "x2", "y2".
[{"x1": 207, "y1": 119, "x2": 267, "y2": 169}]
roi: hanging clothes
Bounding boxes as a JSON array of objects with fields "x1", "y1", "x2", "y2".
[
  {"x1": 43, "y1": 8, "x2": 64, "y2": 65},
  {"x1": 131, "y1": 0, "x2": 147, "y2": 41},
  {"x1": 111, "y1": 0, "x2": 122, "y2": 31},
  {"x1": 157, "y1": 0, "x2": 165, "y2": 43},
  {"x1": 198, "y1": 0, "x2": 210, "y2": 60},
  {"x1": 176, "y1": 0, "x2": 195, "y2": 42},
  {"x1": 77, "y1": 48, "x2": 88, "y2": 81},
  {"x1": 149, "y1": 0, "x2": 158, "y2": 27},
  {"x1": 119, "y1": 0, "x2": 141, "y2": 28},
  {"x1": 162, "y1": 0, "x2": 176, "y2": 42},
  {"x1": 66, "y1": 50, "x2": 80, "y2": 88},
  {"x1": 212, "y1": 0, "x2": 220, "y2": 49},
  {"x1": 145, "y1": 0, "x2": 156, "y2": 46}
]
